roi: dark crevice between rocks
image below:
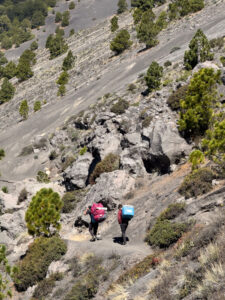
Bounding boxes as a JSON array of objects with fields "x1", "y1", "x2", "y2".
[
  {"x1": 85, "y1": 149, "x2": 101, "y2": 186},
  {"x1": 142, "y1": 155, "x2": 170, "y2": 175},
  {"x1": 141, "y1": 134, "x2": 150, "y2": 147}
]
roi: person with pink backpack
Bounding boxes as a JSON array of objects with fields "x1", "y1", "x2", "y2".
[{"x1": 84, "y1": 203, "x2": 107, "y2": 242}]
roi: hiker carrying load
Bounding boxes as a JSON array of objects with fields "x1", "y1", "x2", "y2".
[
  {"x1": 118, "y1": 204, "x2": 134, "y2": 245},
  {"x1": 84, "y1": 203, "x2": 107, "y2": 242}
]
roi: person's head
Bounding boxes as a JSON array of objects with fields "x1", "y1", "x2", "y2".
[{"x1": 118, "y1": 204, "x2": 122, "y2": 210}]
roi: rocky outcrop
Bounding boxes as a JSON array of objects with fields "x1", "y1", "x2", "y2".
[
  {"x1": 63, "y1": 152, "x2": 93, "y2": 189},
  {"x1": 85, "y1": 170, "x2": 135, "y2": 210}
]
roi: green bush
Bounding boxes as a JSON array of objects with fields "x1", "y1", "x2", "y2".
[
  {"x1": 209, "y1": 37, "x2": 224, "y2": 49},
  {"x1": 110, "y1": 16, "x2": 119, "y2": 32},
  {"x1": 145, "y1": 61, "x2": 163, "y2": 92},
  {"x1": 184, "y1": 29, "x2": 213, "y2": 70},
  {"x1": 2, "y1": 186, "x2": 8, "y2": 193},
  {"x1": 69, "y1": 29, "x2": 75, "y2": 36},
  {"x1": 178, "y1": 68, "x2": 220, "y2": 137},
  {"x1": 57, "y1": 84, "x2": 66, "y2": 96},
  {"x1": 202, "y1": 118, "x2": 225, "y2": 164},
  {"x1": 62, "y1": 50, "x2": 75, "y2": 71},
  {"x1": 79, "y1": 146, "x2": 87, "y2": 155},
  {"x1": 16, "y1": 58, "x2": 33, "y2": 81},
  {"x1": 110, "y1": 98, "x2": 129, "y2": 114},
  {"x1": 142, "y1": 115, "x2": 152, "y2": 128},
  {"x1": 57, "y1": 71, "x2": 69, "y2": 85},
  {"x1": 69, "y1": 1, "x2": 75, "y2": 9},
  {"x1": 33, "y1": 272, "x2": 63, "y2": 298},
  {"x1": 90, "y1": 153, "x2": 120, "y2": 184},
  {"x1": 145, "y1": 219, "x2": 188, "y2": 248},
  {"x1": 0, "y1": 244, "x2": 17, "y2": 299},
  {"x1": 62, "y1": 190, "x2": 84, "y2": 213},
  {"x1": 0, "y1": 148, "x2": 5, "y2": 160},
  {"x1": 61, "y1": 11, "x2": 70, "y2": 27},
  {"x1": 220, "y1": 56, "x2": 225, "y2": 67},
  {"x1": 0, "y1": 78, "x2": 15, "y2": 104},
  {"x1": 47, "y1": 34, "x2": 68, "y2": 59},
  {"x1": 25, "y1": 188, "x2": 63, "y2": 237},
  {"x1": 136, "y1": 10, "x2": 159, "y2": 49},
  {"x1": 164, "y1": 60, "x2": 172, "y2": 67},
  {"x1": 19, "y1": 100, "x2": 29, "y2": 120},
  {"x1": 117, "y1": 0, "x2": 128, "y2": 14},
  {"x1": 49, "y1": 150, "x2": 58, "y2": 160},
  {"x1": 18, "y1": 188, "x2": 28, "y2": 204},
  {"x1": 110, "y1": 29, "x2": 132, "y2": 55},
  {"x1": 3, "y1": 61, "x2": 17, "y2": 79},
  {"x1": 33, "y1": 101, "x2": 41, "y2": 112},
  {"x1": 159, "y1": 203, "x2": 186, "y2": 221},
  {"x1": 14, "y1": 236, "x2": 67, "y2": 291},
  {"x1": 30, "y1": 40, "x2": 38, "y2": 50},
  {"x1": 167, "y1": 84, "x2": 188, "y2": 111},
  {"x1": 189, "y1": 150, "x2": 205, "y2": 170},
  {"x1": 55, "y1": 11, "x2": 62, "y2": 23},
  {"x1": 178, "y1": 168, "x2": 214, "y2": 199}
]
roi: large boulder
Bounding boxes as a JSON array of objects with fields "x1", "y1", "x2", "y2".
[
  {"x1": 0, "y1": 210, "x2": 26, "y2": 239},
  {"x1": 0, "y1": 191, "x2": 19, "y2": 212},
  {"x1": 85, "y1": 170, "x2": 135, "y2": 210},
  {"x1": 63, "y1": 152, "x2": 93, "y2": 189},
  {"x1": 142, "y1": 120, "x2": 191, "y2": 172}
]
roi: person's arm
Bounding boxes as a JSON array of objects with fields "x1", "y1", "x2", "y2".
[{"x1": 84, "y1": 208, "x2": 89, "y2": 215}]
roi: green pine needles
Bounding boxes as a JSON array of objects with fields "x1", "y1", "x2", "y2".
[
  {"x1": 178, "y1": 68, "x2": 220, "y2": 138},
  {"x1": 25, "y1": 188, "x2": 63, "y2": 237}
]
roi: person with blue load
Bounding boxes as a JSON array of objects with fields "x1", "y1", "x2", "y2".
[{"x1": 117, "y1": 204, "x2": 129, "y2": 245}]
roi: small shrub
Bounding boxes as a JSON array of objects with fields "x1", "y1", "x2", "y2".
[
  {"x1": 164, "y1": 60, "x2": 172, "y2": 67},
  {"x1": 170, "y1": 46, "x2": 180, "y2": 53},
  {"x1": 36, "y1": 171, "x2": 50, "y2": 183},
  {"x1": 79, "y1": 146, "x2": 87, "y2": 155},
  {"x1": 19, "y1": 100, "x2": 29, "y2": 120},
  {"x1": 189, "y1": 150, "x2": 205, "y2": 170},
  {"x1": 110, "y1": 99, "x2": 129, "y2": 114},
  {"x1": 90, "y1": 153, "x2": 120, "y2": 184},
  {"x1": 57, "y1": 84, "x2": 66, "y2": 96},
  {"x1": 116, "y1": 254, "x2": 160, "y2": 285},
  {"x1": 209, "y1": 37, "x2": 224, "y2": 49},
  {"x1": 62, "y1": 190, "x2": 84, "y2": 213},
  {"x1": 220, "y1": 56, "x2": 225, "y2": 67},
  {"x1": 2, "y1": 186, "x2": 8, "y2": 193},
  {"x1": 14, "y1": 236, "x2": 67, "y2": 291},
  {"x1": 142, "y1": 115, "x2": 152, "y2": 128},
  {"x1": 145, "y1": 219, "x2": 188, "y2": 248},
  {"x1": 178, "y1": 168, "x2": 214, "y2": 199},
  {"x1": 69, "y1": 28, "x2": 75, "y2": 36},
  {"x1": 30, "y1": 41, "x2": 38, "y2": 51},
  {"x1": 110, "y1": 16, "x2": 119, "y2": 32},
  {"x1": 0, "y1": 148, "x2": 5, "y2": 160},
  {"x1": 159, "y1": 202, "x2": 186, "y2": 221},
  {"x1": 145, "y1": 61, "x2": 163, "y2": 92},
  {"x1": 56, "y1": 71, "x2": 69, "y2": 85},
  {"x1": 167, "y1": 84, "x2": 188, "y2": 111},
  {"x1": 33, "y1": 272, "x2": 63, "y2": 298},
  {"x1": 127, "y1": 83, "x2": 136, "y2": 92},
  {"x1": 19, "y1": 145, "x2": 33, "y2": 156},
  {"x1": 33, "y1": 101, "x2": 41, "y2": 112},
  {"x1": 62, "y1": 50, "x2": 75, "y2": 71},
  {"x1": 49, "y1": 150, "x2": 58, "y2": 160},
  {"x1": 69, "y1": 1, "x2": 75, "y2": 9},
  {"x1": 18, "y1": 188, "x2": 28, "y2": 204}
]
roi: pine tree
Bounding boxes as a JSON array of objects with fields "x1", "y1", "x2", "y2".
[
  {"x1": 25, "y1": 188, "x2": 63, "y2": 237},
  {"x1": 145, "y1": 61, "x2": 163, "y2": 91},
  {"x1": 184, "y1": 29, "x2": 213, "y2": 70},
  {"x1": 110, "y1": 29, "x2": 132, "y2": 55},
  {"x1": 136, "y1": 10, "x2": 159, "y2": 48},
  {"x1": 0, "y1": 78, "x2": 15, "y2": 104},
  {"x1": 16, "y1": 59, "x2": 33, "y2": 81},
  {"x1": 62, "y1": 50, "x2": 75, "y2": 71},
  {"x1": 178, "y1": 68, "x2": 220, "y2": 137},
  {"x1": 117, "y1": 0, "x2": 128, "y2": 14},
  {"x1": 110, "y1": 16, "x2": 119, "y2": 32},
  {"x1": 19, "y1": 100, "x2": 29, "y2": 120}
]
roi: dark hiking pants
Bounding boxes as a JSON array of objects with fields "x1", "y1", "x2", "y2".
[
  {"x1": 89, "y1": 221, "x2": 98, "y2": 238},
  {"x1": 120, "y1": 223, "x2": 128, "y2": 244}
]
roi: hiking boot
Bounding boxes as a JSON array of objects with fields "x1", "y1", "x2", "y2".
[
  {"x1": 90, "y1": 237, "x2": 96, "y2": 242},
  {"x1": 96, "y1": 235, "x2": 102, "y2": 240}
]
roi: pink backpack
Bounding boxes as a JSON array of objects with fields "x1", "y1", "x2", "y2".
[{"x1": 91, "y1": 203, "x2": 107, "y2": 222}]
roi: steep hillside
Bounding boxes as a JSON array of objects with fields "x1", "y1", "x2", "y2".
[{"x1": 0, "y1": 0, "x2": 225, "y2": 299}]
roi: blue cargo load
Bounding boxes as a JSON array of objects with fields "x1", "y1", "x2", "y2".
[{"x1": 122, "y1": 205, "x2": 134, "y2": 220}]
